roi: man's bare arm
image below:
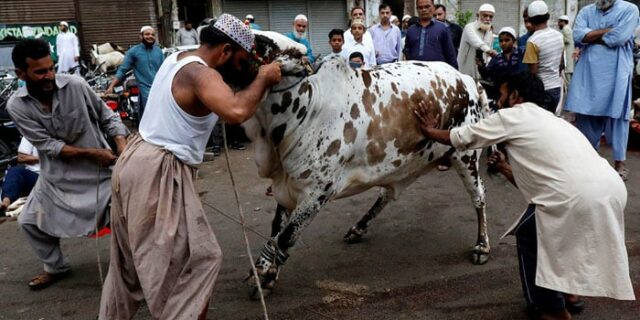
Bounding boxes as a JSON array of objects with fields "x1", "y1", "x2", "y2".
[
  {"x1": 194, "y1": 63, "x2": 281, "y2": 124},
  {"x1": 17, "y1": 153, "x2": 39, "y2": 165},
  {"x1": 59, "y1": 145, "x2": 117, "y2": 166}
]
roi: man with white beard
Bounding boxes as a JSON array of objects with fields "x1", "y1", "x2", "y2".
[
  {"x1": 55, "y1": 21, "x2": 80, "y2": 74},
  {"x1": 457, "y1": 3, "x2": 498, "y2": 80},
  {"x1": 285, "y1": 14, "x2": 315, "y2": 63}
]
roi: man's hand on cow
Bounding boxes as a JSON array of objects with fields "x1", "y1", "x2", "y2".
[
  {"x1": 258, "y1": 62, "x2": 282, "y2": 87},
  {"x1": 413, "y1": 100, "x2": 441, "y2": 136}
]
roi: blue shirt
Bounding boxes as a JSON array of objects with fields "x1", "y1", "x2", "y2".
[
  {"x1": 484, "y1": 47, "x2": 526, "y2": 83},
  {"x1": 369, "y1": 23, "x2": 403, "y2": 64},
  {"x1": 284, "y1": 32, "x2": 315, "y2": 63},
  {"x1": 518, "y1": 32, "x2": 532, "y2": 53},
  {"x1": 115, "y1": 43, "x2": 164, "y2": 102},
  {"x1": 403, "y1": 20, "x2": 458, "y2": 69},
  {"x1": 565, "y1": 1, "x2": 639, "y2": 119}
]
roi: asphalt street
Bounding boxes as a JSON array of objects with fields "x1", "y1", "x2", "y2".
[{"x1": 0, "y1": 145, "x2": 638, "y2": 320}]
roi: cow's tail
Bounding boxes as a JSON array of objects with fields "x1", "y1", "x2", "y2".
[{"x1": 476, "y1": 81, "x2": 492, "y2": 120}]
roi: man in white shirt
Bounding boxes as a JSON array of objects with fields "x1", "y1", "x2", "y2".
[
  {"x1": 0, "y1": 138, "x2": 39, "y2": 222},
  {"x1": 341, "y1": 19, "x2": 376, "y2": 67},
  {"x1": 523, "y1": 1, "x2": 564, "y2": 112},
  {"x1": 55, "y1": 21, "x2": 80, "y2": 74},
  {"x1": 414, "y1": 72, "x2": 634, "y2": 319},
  {"x1": 457, "y1": 3, "x2": 498, "y2": 80},
  {"x1": 343, "y1": 6, "x2": 375, "y2": 58},
  {"x1": 176, "y1": 21, "x2": 199, "y2": 46}
]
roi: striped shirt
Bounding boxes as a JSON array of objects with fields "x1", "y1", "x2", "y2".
[{"x1": 523, "y1": 27, "x2": 564, "y2": 90}]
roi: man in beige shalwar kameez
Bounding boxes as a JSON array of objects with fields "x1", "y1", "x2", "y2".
[
  {"x1": 98, "y1": 14, "x2": 281, "y2": 319},
  {"x1": 414, "y1": 73, "x2": 634, "y2": 320}
]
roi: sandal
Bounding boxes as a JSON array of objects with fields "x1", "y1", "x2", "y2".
[
  {"x1": 265, "y1": 185, "x2": 273, "y2": 197},
  {"x1": 28, "y1": 270, "x2": 69, "y2": 290},
  {"x1": 564, "y1": 294, "x2": 585, "y2": 314}
]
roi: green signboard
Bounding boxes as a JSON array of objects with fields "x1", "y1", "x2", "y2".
[{"x1": 0, "y1": 22, "x2": 79, "y2": 61}]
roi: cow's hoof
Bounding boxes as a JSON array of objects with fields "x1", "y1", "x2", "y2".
[
  {"x1": 343, "y1": 226, "x2": 366, "y2": 243},
  {"x1": 471, "y1": 250, "x2": 490, "y2": 265}
]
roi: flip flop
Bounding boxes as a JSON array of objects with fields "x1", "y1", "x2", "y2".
[
  {"x1": 437, "y1": 165, "x2": 450, "y2": 171},
  {"x1": 28, "y1": 270, "x2": 69, "y2": 290}
]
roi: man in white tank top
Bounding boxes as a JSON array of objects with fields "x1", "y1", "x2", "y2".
[{"x1": 99, "y1": 14, "x2": 281, "y2": 320}]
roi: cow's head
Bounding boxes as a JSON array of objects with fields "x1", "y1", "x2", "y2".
[{"x1": 222, "y1": 30, "x2": 309, "y2": 90}]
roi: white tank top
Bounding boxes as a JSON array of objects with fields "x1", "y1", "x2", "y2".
[{"x1": 139, "y1": 52, "x2": 218, "y2": 165}]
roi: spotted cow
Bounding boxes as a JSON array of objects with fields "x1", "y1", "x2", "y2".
[{"x1": 242, "y1": 32, "x2": 491, "y2": 296}]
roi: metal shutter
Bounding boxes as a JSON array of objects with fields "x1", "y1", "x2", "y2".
[
  {"x1": 77, "y1": 0, "x2": 157, "y2": 55},
  {"x1": 222, "y1": 0, "x2": 271, "y2": 30},
  {"x1": 269, "y1": 0, "x2": 307, "y2": 35},
  {"x1": 0, "y1": 0, "x2": 76, "y2": 24},
  {"x1": 308, "y1": 0, "x2": 347, "y2": 57}
]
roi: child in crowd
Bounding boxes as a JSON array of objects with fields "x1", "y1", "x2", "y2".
[
  {"x1": 478, "y1": 27, "x2": 526, "y2": 99},
  {"x1": 348, "y1": 51, "x2": 365, "y2": 69},
  {"x1": 322, "y1": 29, "x2": 344, "y2": 62}
]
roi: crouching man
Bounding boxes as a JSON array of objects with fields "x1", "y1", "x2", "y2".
[{"x1": 414, "y1": 72, "x2": 635, "y2": 319}]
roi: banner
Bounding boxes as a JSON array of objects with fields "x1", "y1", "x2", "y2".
[{"x1": 0, "y1": 22, "x2": 79, "y2": 61}]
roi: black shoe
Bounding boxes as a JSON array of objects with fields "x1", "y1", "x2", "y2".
[
  {"x1": 230, "y1": 142, "x2": 247, "y2": 150},
  {"x1": 211, "y1": 146, "x2": 221, "y2": 156}
]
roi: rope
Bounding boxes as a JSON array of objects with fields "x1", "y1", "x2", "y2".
[
  {"x1": 95, "y1": 164, "x2": 105, "y2": 286},
  {"x1": 201, "y1": 200, "x2": 270, "y2": 241},
  {"x1": 221, "y1": 122, "x2": 270, "y2": 320}
]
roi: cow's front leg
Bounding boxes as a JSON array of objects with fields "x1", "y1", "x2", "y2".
[
  {"x1": 344, "y1": 187, "x2": 392, "y2": 243},
  {"x1": 248, "y1": 198, "x2": 324, "y2": 299},
  {"x1": 451, "y1": 149, "x2": 490, "y2": 265}
]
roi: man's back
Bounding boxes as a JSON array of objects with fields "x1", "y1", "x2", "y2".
[{"x1": 523, "y1": 27, "x2": 563, "y2": 90}]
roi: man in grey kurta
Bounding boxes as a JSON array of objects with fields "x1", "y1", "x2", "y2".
[
  {"x1": 176, "y1": 21, "x2": 199, "y2": 46},
  {"x1": 7, "y1": 39, "x2": 129, "y2": 289}
]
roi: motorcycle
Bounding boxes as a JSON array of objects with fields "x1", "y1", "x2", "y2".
[
  {"x1": 120, "y1": 72, "x2": 141, "y2": 126},
  {"x1": 0, "y1": 74, "x2": 20, "y2": 171}
]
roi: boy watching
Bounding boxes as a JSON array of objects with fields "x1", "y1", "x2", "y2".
[
  {"x1": 348, "y1": 51, "x2": 365, "y2": 69},
  {"x1": 323, "y1": 29, "x2": 344, "y2": 62}
]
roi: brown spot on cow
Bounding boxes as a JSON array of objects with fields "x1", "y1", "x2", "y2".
[
  {"x1": 392, "y1": 159, "x2": 402, "y2": 167},
  {"x1": 366, "y1": 140, "x2": 386, "y2": 165},
  {"x1": 391, "y1": 82, "x2": 399, "y2": 94},
  {"x1": 324, "y1": 139, "x2": 341, "y2": 157},
  {"x1": 298, "y1": 81, "x2": 310, "y2": 95},
  {"x1": 350, "y1": 103, "x2": 360, "y2": 119},
  {"x1": 299, "y1": 169, "x2": 312, "y2": 179},
  {"x1": 343, "y1": 122, "x2": 357, "y2": 144},
  {"x1": 362, "y1": 89, "x2": 374, "y2": 116},
  {"x1": 362, "y1": 70, "x2": 372, "y2": 88}
]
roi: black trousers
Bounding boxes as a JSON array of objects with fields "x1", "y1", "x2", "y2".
[{"x1": 515, "y1": 204, "x2": 566, "y2": 312}]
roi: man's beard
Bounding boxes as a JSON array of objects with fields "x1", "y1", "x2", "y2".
[
  {"x1": 293, "y1": 28, "x2": 307, "y2": 39},
  {"x1": 26, "y1": 78, "x2": 55, "y2": 100},
  {"x1": 142, "y1": 39, "x2": 155, "y2": 48},
  {"x1": 479, "y1": 22, "x2": 492, "y2": 32},
  {"x1": 595, "y1": 0, "x2": 616, "y2": 10},
  {"x1": 217, "y1": 58, "x2": 254, "y2": 89}
]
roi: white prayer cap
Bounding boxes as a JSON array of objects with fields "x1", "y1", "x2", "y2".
[
  {"x1": 351, "y1": 19, "x2": 365, "y2": 27},
  {"x1": 390, "y1": 15, "x2": 399, "y2": 23},
  {"x1": 246, "y1": 14, "x2": 254, "y2": 20},
  {"x1": 402, "y1": 14, "x2": 412, "y2": 22},
  {"x1": 498, "y1": 27, "x2": 517, "y2": 39},
  {"x1": 213, "y1": 13, "x2": 254, "y2": 52},
  {"x1": 558, "y1": 15, "x2": 570, "y2": 21},
  {"x1": 60, "y1": 21, "x2": 69, "y2": 27},
  {"x1": 528, "y1": 1, "x2": 549, "y2": 17},
  {"x1": 294, "y1": 14, "x2": 308, "y2": 22},
  {"x1": 140, "y1": 25, "x2": 154, "y2": 33},
  {"x1": 478, "y1": 3, "x2": 495, "y2": 13}
]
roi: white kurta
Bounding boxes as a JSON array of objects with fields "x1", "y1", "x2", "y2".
[
  {"x1": 457, "y1": 21, "x2": 493, "y2": 80},
  {"x1": 56, "y1": 31, "x2": 80, "y2": 74},
  {"x1": 450, "y1": 103, "x2": 634, "y2": 300}
]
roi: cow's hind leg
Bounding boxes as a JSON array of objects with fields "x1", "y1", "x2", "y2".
[
  {"x1": 248, "y1": 197, "x2": 326, "y2": 299},
  {"x1": 451, "y1": 149, "x2": 490, "y2": 265},
  {"x1": 270, "y1": 203, "x2": 290, "y2": 237},
  {"x1": 344, "y1": 187, "x2": 392, "y2": 243}
]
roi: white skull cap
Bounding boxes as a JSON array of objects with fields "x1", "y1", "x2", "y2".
[
  {"x1": 140, "y1": 26, "x2": 154, "y2": 33},
  {"x1": 498, "y1": 27, "x2": 517, "y2": 39},
  {"x1": 294, "y1": 14, "x2": 308, "y2": 22},
  {"x1": 478, "y1": 3, "x2": 496, "y2": 13},
  {"x1": 528, "y1": 1, "x2": 549, "y2": 17},
  {"x1": 60, "y1": 21, "x2": 69, "y2": 27},
  {"x1": 214, "y1": 13, "x2": 255, "y2": 52},
  {"x1": 559, "y1": 15, "x2": 570, "y2": 21},
  {"x1": 246, "y1": 14, "x2": 254, "y2": 20},
  {"x1": 390, "y1": 15, "x2": 399, "y2": 23},
  {"x1": 402, "y1": 14, "x2": 412, "y2": 21}
]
